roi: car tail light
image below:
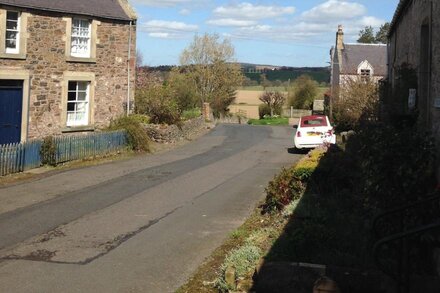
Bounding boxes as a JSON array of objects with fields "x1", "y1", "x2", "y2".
[
  {"x1": 327, "y1": 129, "x2": 334, "y2": 135},
  {"x1": 297, "y1": 131, "x2": 301, "y2": 137}
]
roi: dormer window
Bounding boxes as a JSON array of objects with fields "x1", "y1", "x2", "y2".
[
  {"x1": 5, "y1": 11, "x2": 20, "y2": 54},
  {"x1": 360, "y1": 69, "x2": 371, "y2": 77},
  {"x1": 71, "y1": 18, "x2": 91, "y2": 58}
]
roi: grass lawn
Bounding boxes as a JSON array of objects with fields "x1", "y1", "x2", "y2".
[{"x1": 248, "y1": 117, "x2": 289, "y2": 126}]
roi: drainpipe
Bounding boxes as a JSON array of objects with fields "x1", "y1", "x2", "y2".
[{"x1": 127, "y1": 20, "x2": 133, "y2": 116}]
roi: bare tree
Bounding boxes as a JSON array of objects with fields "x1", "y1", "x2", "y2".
[{"x1": 259, "y1": 91, "x2": 286, "y2": 117}]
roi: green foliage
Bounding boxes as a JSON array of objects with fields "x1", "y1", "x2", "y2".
[
  {"x1": 248, "y1": 117, "x2": 288, "y2": 126},
  {"x1": 40, "y1": 136, "x2": 56, "y2": 166},
  {"x1": 263, "y1": 149, "x2": 325, "y2": 213},
  {"x1": 288, "y1": 75, "x2": 319, "y2": 110},
  {"x1": 375, "y1": 22, "x2": 390, "y2": 44},
  {"x1": 167, "y1": 68, "x2": 199, "y2": 111},
  {"x1": 127, "y1": 114, "x2": 150, "y2": 124},
  {"x1": 215, "y1": 244, "x2": 261, "y2": 292},
  {"x1": 357, "y1": 26, "x2": 376, "y2": 43},
  {"x1": 345, "y1": 123, "x2": 436, "y2": 209},
  {"x1": 108, "y1": 116, "x2": 150, "y2": 152},
  {"x1": 135, "y1": 86, "x2": 181, "y2": 125},
  {"x1": 181, "y1": 108, "x2": 202, "y2": 120},
  {"x1": 259, "y1": 104, "x2": 271, "y2": 119},
  {"x1": 244, "y1": 69, "x2": 330, "y2": 84},
  {"x1": 357, "y1": 23, "x2": 390, "y2": 44}
]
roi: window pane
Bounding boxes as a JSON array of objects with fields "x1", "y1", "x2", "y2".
[
  {"x1": 77, "y1": 92, "x2": 87, "y2": 101},
  {"x1": 67, "y1": 102, "x2": 75, "y2": 111},
  {"x1": 68, "y1": 91, "x2": 77, "y2": 101},
  {"x1": 77, "y1": 82, "x2": 88, "y2": 91},
  {"x1": 6, "y1": 31, "x2": 17, "y2": 40},
  {"x1": 6, "y1": 20, "x2": 18, "y2": 30},
  {"x1": 6, "y1": 11, "x2": 18, "y2": 21},
  {"x1": 5, "y1": 39, "x2": 16, "y2": 49},
  {"x1": 68, "y1": 82, "x2": 76, "y2": 91},
  {"x1": 77, "y1": 102, "x2": 87, "y2": 112}
]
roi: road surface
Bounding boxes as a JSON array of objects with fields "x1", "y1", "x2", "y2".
[{"x1": 0, "y1": 124, "x2": 300, "y2": 293}]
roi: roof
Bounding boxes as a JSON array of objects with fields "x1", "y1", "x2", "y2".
[
  {"x1": 340, "y1": 43, "x2": 387, "y2": 76},
  {"x1": 0, "y1": 0, "x2": 135, "y2": 21},
  {"x1": 389, "y1": 0, "x2": 410, "y2": 36}
]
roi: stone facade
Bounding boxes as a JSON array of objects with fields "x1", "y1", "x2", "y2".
[
  {"x1": 387, "y1": 0, "x2": 440, "y2": 178},
  {"x1": 0, "y1": 6, "x2": 136, "y2": 141},
  {"x1": 388, "y1": 0, "x2": 440, "y2": 133}
]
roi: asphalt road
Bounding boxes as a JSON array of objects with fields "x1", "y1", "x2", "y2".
[{"x1": 0, "y1": 124, "x2": 300, "y2": 293}]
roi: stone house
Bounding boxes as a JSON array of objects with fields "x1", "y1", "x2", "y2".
[
  {"x1": 330, "y1": 25, "x2": 387, "y2": 99},
  {"x1": 0, "y1": 0, "x2": 137, "y2": 145},
  {"x1": 387, "y1": 0, "x2": 439, "y2": 134}
]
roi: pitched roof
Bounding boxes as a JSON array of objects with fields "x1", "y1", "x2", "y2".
[
  {"x1": 341, "y1": 43, "x2": 387, "y2": 76},
  {"x1": 389, "y1": 0, "x2": 410, "y2": 36},
  {"x1": 0, "y1": 0, "x2": 135, "y2": 21}
]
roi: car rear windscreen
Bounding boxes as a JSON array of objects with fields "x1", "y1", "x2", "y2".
[{"x1": 301, "y1": 117, "x2": 328, "y2": 127}]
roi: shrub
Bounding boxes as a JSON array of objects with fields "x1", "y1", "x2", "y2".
[
  {"x1": 288, "y1": 75, "x2": 319, "y2": 110},
  {"x1": 259, "y1": 104, "x2": 271, "y2": 119},
  {"x1": 135, "y1": 86, "x2": 181, "y2": 125},
  {"x1": 128, "y1": 114, "x2": 150, "y2": 124},
  {"x1": 40, "y1": 136, "x2": 56, "y2": 166},
  {"x1": 263, "y1": 148, "x2": 325, "y2": 213},
  {"x1": 333, "y1": 77, "x2": 379, "y2": 131},
  {"x1": 215, "y1": 244, "x2": 261, "y2": 292},
  {"x1": 181, "y1": 108, "x2": 201, "y2": 120},
  {"x1": 108, "y1": 116, "x2": 150, "y2": 152}
]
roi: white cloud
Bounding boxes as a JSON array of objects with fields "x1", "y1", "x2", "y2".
[
  {"x1": 302, "y1": 0, "x2": 366, "y2": 21},
  {"x1": 140, "y1": 20, "x2": 198, "y2": 39},
  {"x1": 206, "y1": 18, "x2": 257, "y2": 27},
  {"x1": 213, "y1": 2, "x2": 295, "y2": 20},
  {"x1": 179, "y1": 8, "x2": 191, "y2": 15}
]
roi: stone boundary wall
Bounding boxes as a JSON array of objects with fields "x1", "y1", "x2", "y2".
[{"x1": 143, "y1": 116, "x2": 207, "y2": 143}]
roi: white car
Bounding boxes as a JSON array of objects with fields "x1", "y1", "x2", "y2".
[{"x1": 293, "y1": 115, "x2": 336, "y2": 149}]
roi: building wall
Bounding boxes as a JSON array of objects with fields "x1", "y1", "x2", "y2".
[
  {"x1": 388, "y1": 0, "x2": 440, "y2": 179},
  {"x1": 0, "y1": 9, "x2": 136, "y2": 140},
  {"x1": 388, "y1": 0, "x2": 439, "y2": 132}
]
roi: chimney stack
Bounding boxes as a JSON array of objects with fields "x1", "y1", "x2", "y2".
[{"x1": 336, "y1": 25, "x2": 344, "y2": 50}]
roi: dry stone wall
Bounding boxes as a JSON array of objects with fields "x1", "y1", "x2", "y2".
[{"x1": 143, "y1": 117, "x2": 207, "y2": 144}]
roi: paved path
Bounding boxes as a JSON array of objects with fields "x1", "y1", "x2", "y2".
[{"x1": 0, "y1": 124, "x2": 300, "y2": 293}]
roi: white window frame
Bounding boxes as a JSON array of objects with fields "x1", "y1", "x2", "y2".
[
  {"x1": 70, "y1": 18, "x2": 91, "y2": 58},
  {"x1": 66, "y1": 81, "x2": 90, "y2": 127},
  {"x1": 360, "y1": 69, "x2": 371, "y2": 77},
  {"x1": 5, "y1": 11, "x2": 20, "y2": 54}
]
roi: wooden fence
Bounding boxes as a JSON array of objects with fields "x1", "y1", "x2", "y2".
[{"x1": 0, "y1": 130, "x2": 127, "y2": 176}]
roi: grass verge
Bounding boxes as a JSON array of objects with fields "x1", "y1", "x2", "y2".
[{"x1": 248, "y1": 117, "x2": 288, "y2": 126}]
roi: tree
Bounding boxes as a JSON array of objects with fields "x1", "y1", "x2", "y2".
[
  {"x1": 180, "y1": 33, "x2": 244, "y2": 117},
  {"x1": 260, "y1": 73, "x2": 271, "y2": 90},
  {"x1": 167, "y1": 68, "x2": 199, "y2": 111},
  {"x1": 259, "y1": 91, "x2": 286, "y2": 117},
  {"x1": 357, "y1": 26, "x2": 376, "y2": 44},
  {"x1": 375, "y1": 22, "x2": 390, "y2": 44},
  {"x1": 288, "y1": 75, "x2": 319, "y2": 110}
]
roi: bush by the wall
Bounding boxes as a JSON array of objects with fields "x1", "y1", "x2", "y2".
[
  {"x1": 181, "y1": 108, "x2": 201, "y2": 120},
  {"x1": 40, "y1": 136, "x2": 56, "y2": 166},
  {"x1": 108, "y1": 116, "x2": 150, "y2": 152}
]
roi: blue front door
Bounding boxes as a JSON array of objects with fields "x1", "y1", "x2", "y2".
[{"x1": 0, "y1": 80, "x2": 23, "y2": 145}]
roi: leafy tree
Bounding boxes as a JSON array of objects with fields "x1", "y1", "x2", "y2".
[
  {"x1": 180, "y1": 33, "x2": 244, "y2": 117},
  {"x1": 375, "y1": 22, "x2": 390, "y2": 44},
  {"x1": 167, "y1": 68, "x2": 198, "y2": 111},
  {"x1": 357, "y1": 26, "x2": 376, "y2": 44},
  {"x1": 260, "y1": 73, "x2": 271, "y2": 90},
  {"x1": 288, "y1": 75, "x2": 319, "y2": 110},
  {"x1": 259, "y1": 91, "x2": 286, "y2": 117}
]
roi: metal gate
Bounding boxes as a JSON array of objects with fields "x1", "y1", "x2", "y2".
[{"x1": 0, "y1": 80, "x2": 23, "y2": 145}]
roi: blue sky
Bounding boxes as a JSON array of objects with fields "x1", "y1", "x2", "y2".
[{"x1": 129, "y1": 0, "x2": 399, "y2": 67}]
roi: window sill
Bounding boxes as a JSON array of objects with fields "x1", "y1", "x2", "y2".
[
  {"x1": 62, "y1": 126, "x2": 95, "y2": 133},
  {"x1": 0, "y1": 53, "x2": 26, "y2": 60},
  {"x1": 66, "y1": 56, "x2": 96, "y2": 63}
]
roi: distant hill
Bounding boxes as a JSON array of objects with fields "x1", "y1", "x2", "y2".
[
  {"x1": 241, "y1": 64, "x2": 330, "y2": 84},
  {"x1": 144, "y1": 64, "x2": 331, "y2": 85}
]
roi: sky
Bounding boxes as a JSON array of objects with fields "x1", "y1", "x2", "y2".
[{"x1": 129, "y1": 0, "x2": 400, "y2": 67}]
